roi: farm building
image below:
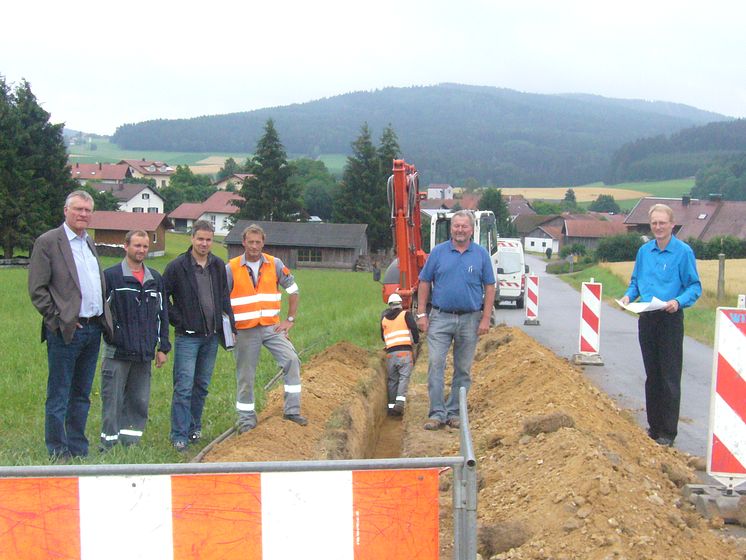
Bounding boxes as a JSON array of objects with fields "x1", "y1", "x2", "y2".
[
  {"x1": 625, "y1": 196, "x2": 746, "y2": 241},
  {"x1": 70, "y1": 162, "x2": 131, "y2": 185},
  {"x1": 88, "y1": 211, "x2": 171, "y2": 257},
  {"x1": 212, "y1": 173, "x2": 254, "y2": 191},
  {"x1": 225, "y1": 220, "x2": 368, "y2": 270}
]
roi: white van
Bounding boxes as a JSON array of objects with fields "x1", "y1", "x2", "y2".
[{"x1": 495, "y1": 239, "x2": 528, "y2": 308}]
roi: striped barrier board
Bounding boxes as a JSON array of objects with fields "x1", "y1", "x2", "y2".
[
  {"x1": 0, "y1": 468, "x2": 439, "y2": 560},
  {"x1": 572, "y1": 281, "x2": 604, "y2": 366},
  {"x1": 524, "y1": 274, "x2": 539, "y2": 325},
  {"x1": 708, "y1": 307, "x2": 746, "y2": 484},
  {"x1": 579, "y1": 281, "x2": 602, "y2": 354}
]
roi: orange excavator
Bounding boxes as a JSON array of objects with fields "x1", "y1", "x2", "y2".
[{"x1": 381, "y1": 159, "x2": 427, "y2": 310}]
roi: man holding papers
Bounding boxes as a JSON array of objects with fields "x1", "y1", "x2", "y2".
[{"x1": 619, "y1": 203, "x2": 701, "y2": 447}]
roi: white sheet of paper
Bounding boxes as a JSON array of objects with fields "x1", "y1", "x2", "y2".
[{"x1": 616, "y1": 297, "x2": 668, "y2": 314}]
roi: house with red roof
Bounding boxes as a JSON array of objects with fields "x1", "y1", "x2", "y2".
[
  {"x1": 89, "y1": 183, "x2": 164, "y2": 213},
  {"x1": 119, "y1": 159, "x2": 175, "y2": 189},
  {"x1": 625, "y1": 196, "x2": 746, "y2": 241},
  {"x1": 212, "y1": 173, "x2": 254, "y2": 191},
  {"x1": 70, "y1": 162, "x2": 131, "y2": 185},
  {"x1": 168, "y1": 191, "x2": 244, "y2": 236},
  {"x1": 88, "y1": 211, "x2": 171, "y2": 257}
]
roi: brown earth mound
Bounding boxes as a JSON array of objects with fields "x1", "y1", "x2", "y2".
[{"x1": 202, "y1": 327, "x2": 745, "y2": 559}]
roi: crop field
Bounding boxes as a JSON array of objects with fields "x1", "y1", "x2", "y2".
[{"x1": 0, "y1": 233, "x2": 384, "y2": 466}]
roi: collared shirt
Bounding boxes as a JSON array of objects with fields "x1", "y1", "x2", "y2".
[
  {"x1": 419, "y1": 240, "x2": 495, "y2": 312},
  {"x1": 192, "y1": 254, "x2": 216, "y2": 334},
  {"x1": 624, "y1": 235, "x2": 702, "y2": 309},
  {"x1": 225, "y1": 253, "x2": 299, "y2": 294},
  {"x1": 63, "y1": 222, "x2": 102, "y2": 318}
]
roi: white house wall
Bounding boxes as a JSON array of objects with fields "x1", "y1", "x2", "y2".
[
  {"x1": 200, "y1": 213, "x2": 234, "y2": 236},
  {"x1": 118, "y1": 187, "x2": 165, "y2": 213},
  {"x1": 524, "y1": 236, "x2": 559, "y2": 254}
]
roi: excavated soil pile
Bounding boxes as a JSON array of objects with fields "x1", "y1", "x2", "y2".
[{"x1": 203, "y1": 327, "x2": 745, "y2": 559}]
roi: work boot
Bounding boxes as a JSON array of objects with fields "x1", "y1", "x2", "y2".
[
  {"x1": 189, "y1": 430, "x2": 202, "y2": 443},
  {"x1": 283, "y1": 414, "x2": 308, "y2": 426},
  {"x1": 392, "y1": 402, "x2": 405, "y2": 416},
  {"x1": 173, "y1": 441, "x2": 188, "y2": 453}
]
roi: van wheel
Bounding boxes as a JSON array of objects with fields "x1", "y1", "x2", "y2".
[{"x1": 516, "y1": 296, "x2": 524, "y2": 309}]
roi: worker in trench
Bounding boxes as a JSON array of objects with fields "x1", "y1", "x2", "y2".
[
  {"x1": 226, "y1": 224, "x2": 307, "y2": 433},
  {"x1": 380, "y1": 293, "x2": 419, "y2": 417}
]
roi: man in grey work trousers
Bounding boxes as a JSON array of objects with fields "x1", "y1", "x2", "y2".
[{"x1": 226, "y1": 224, "x2": 307, "y2": 433}]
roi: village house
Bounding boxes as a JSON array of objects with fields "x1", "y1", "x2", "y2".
[
  {"x1": 70, "y1": 162, "x2": 131, "y2": 185},
  {"x1": 625, "y1": 196, "x2": 746, "y2": 241},
  {"x1": 90, "y1": 183, "x2": 165, "y2": 213},
  {"x1": 225, "y1": 220, "x2": 368, "y2": 270},
  {"x1": 168, "y1": 191, "x2": 244, "y2": 236},
  {"x1": 426, "y1": 183, "x2": 454, "y2": 200},
  {"x1": 88, "y1": 211, "x2": 170, "y2": 257},
  {"x1": 119, "y1": 159, "x2": 175, "y2": 189},
  {"x1": 211, "y1": 173, "x2": 254, "y2": 191}
]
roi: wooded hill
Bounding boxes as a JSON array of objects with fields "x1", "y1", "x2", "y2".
[
  {"x1": 607, "y1": 118, "x2": 746, "y2": 183},
  {"x1": 111, "y1": 83, "x2": 726, "y2": 186}
]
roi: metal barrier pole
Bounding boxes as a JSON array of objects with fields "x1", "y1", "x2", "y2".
[{"x1": 456, "y1": 386, "x2": 478, "y2": 559}]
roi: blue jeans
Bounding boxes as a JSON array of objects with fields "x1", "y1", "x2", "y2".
[
  {"x1": 426, "y1": 309, "x2": 480, "y2": 422},
  {"x1": 45, "y1": 323, "x2": 102, "y2": 457},
  {"x1": 170, "y1": 334, "x2": 218, "y2": 444}
]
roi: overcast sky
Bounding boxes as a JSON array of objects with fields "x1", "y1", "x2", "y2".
[{"x1": 3, "y1": 0, "x2": 745, "y2": 135}]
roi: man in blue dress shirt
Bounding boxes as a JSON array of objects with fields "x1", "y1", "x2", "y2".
[
  {"x1": 416, "y1": 210, "x2": 496, "y2": 431},
  {"x1": 620, "y1": 203, "x2": 701, "y2": 447}
]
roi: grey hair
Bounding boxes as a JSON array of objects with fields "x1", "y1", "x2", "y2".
[
  {"x1": 451, "y1": 209, "x2": 475, "y2": 228},
  {"x1": 65, "y1": 190, "x2": 95, "y2": 208}
]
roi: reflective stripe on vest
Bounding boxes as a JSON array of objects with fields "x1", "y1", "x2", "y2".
[
  {"x1": 382, "y1": 313, "x2": 413, "y2": 348},
  {"x1": 229, "y1": 254, "x2": 282, "y2": 330}
]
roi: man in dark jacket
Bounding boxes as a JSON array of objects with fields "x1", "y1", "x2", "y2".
[
  {"x1": 380, "y1": 293, "x2": 419, "y2": 417},
  {"x1": 163, "y1": 221, "x2": 234, "y2": 451},
  {"x1": 100, "y1": 230, "x2": 170, "y2": 449}
]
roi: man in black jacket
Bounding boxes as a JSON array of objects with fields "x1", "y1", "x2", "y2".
[
  {"x1": 100, "y1": 230, "x2": 170, "y2": 449},
  {"x1": 163, "y1": 221, "x2": 234, "y2": 451}
]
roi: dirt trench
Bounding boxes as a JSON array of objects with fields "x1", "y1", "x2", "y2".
[{"x1": 202, "y1": 327, "x2": 746, "y2": 560}]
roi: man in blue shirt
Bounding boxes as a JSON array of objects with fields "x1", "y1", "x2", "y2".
[
  {"x1": 416, "y1": 210, "x2": 496, "y2": 430},
  {"x1": 620, "y1": 203, "x2": 701, "y2": 447}
]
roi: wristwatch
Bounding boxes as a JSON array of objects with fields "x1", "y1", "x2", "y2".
[
  {"x1": 416, "y1": 313, "x2": 427, "y2": 319},
  {"x1": 287, "y1": 316, "x2": 295, "y2": 322}
]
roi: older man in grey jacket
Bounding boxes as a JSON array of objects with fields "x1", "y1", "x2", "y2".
[{"x1": 29, "y1": 190, "x2": 111, "y2": 461}]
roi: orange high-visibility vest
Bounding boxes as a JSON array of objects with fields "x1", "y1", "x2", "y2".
[
  {"x1": 382, "y1": 312, "x2": 413, "y2": 349},
  {"x1": 229, "y1": 254, "x2": 282, "y2": 330}
]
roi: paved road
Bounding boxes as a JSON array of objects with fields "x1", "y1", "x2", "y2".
[{"x1": 496, "y1": 254, "x2": 713, "y2": 458}]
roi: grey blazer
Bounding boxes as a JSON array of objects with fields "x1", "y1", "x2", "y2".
[{"x1": 28, "y1": 225, "x2": 112, "y2": 344}]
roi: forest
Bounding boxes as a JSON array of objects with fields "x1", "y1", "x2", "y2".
[{"x1": 111, "y1": 84, "x2": 725, "y2": 187}]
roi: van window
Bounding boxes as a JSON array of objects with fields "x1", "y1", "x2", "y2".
[{"x1": 499, "y1": 252, "x2": 523, "y2": 274}]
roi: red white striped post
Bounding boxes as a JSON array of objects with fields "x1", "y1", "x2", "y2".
[
  {"x1": 572, "y1": 279, "x2": 604, "y2": 366},
  {"x1": 707, "y1": 307, "x2": 746, "y2": 489},
  {"x1": 524, "y1": 274, "x2": 540, "y2": 326}
]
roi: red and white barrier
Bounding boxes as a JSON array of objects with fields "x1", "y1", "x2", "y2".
[
  {"x1": 0, "y1": 469, "x2": 439, "y2": 560},
  {"x1": 708, "y1": 307, "x2": 746, "y2": 483},
  {"x1": 524, "y1": 274, "x2": 540, "y2": 325},
  {"x1": 573, "y1": 280, "x2": 604, "y2": 365}
]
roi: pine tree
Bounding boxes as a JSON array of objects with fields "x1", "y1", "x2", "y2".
[
  {"x1": 0, "y1": 79, "x2": 73, "y2": 258},
  {"x1": 333, "y1": 123, "x2": 391, "y2": 250},
  {"x1": 235, "y1": 119, "x2": 300, "y2": 222},
  {"x1": 479, "y1": 187, "x2": 515, "y2": 236}
]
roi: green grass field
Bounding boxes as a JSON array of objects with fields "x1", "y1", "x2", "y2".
[
  {"x1": 1, "y1": 233, "x2": 384, "y2": 466},
  {"x1": 68, "y1": 139, "x2": 252, "y2": 166}
]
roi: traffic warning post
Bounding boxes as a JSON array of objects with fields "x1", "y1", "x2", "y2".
[
  {"x1": 707, "y1": 306, "x2": 746, "y2": 488},
  {"x1": 524, "y1": 274, "x2": 540, "y2": 326},
  {"x1": 572, "y1": 279, "x2": 604, "y2": 366}
]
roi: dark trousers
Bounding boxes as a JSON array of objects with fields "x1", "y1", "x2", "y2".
[
  {"x1": 638, "y1": 309, "x2": 684, "y2": 440},
  {"x1": 45, "y1": 323, "x2": 102, "y2": 457}
]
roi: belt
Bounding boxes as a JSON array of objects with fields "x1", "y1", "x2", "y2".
[
  {"x1": 432, "y1": 306, "x2": 479, "y2": 315},
  {"x1": 78, "y1": 315, "x2": 101, "y2": 325}
]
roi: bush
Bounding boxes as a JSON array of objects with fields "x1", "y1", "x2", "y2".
[
  {"x1": 545, "y1": 247, "x2": 553, "y2": 260},
  {"x1": 687, "y1": 236, "x2": 746, "y2": 259},
  {"x1": 595, "y1": 233, "x2": 645, "y2": 262},
  {"x1": 559, "y1": 243, "x2": 587, "y2": 258}
]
